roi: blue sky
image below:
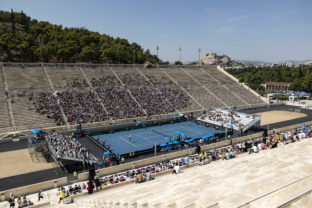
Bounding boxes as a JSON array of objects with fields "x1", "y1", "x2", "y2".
[{"x1": 1, "y1": 0, "x2": 312, "y2": 63}]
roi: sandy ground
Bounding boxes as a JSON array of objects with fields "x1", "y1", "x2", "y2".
[
  {"x1": 0, "y1": 149, "x2": 54, "y2": 179},
  {"x1": 256, "y1": 110, "x2": 307, "y2": 126}
]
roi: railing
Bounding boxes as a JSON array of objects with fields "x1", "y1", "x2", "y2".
[
  {"x1": 242, "y1": 114, "x2": 261, "y2": 132},
  {"x1": 196, "y1": 107, "x2": 259, "y2": 131}
]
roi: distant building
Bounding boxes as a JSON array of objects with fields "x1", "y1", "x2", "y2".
[
  {"x1": 264, "y1": 82, "x2": 291, "y2": 92},
  {"x1": 303, "y1": 61, "x2": 312, "y2": 66},
  {"x1": 199, "y1": 52, "x2": 243, "y2": 67}
]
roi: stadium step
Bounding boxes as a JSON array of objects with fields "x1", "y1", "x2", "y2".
[
  {"x1": 247, "y1": 175, "x2": 312, "y2": 208},
  {"x1": 159, "y1": 67, "x2": 204, "y2": 111},
  {"x1": 1, "y1": 65, "x2": 15, "y2": 128},
  {"x1": 285, "y1": 192, "x2": 312, "y2": 208},
  {"x1": 180, "y1": 67, "x2": 227, "y2": 108}
]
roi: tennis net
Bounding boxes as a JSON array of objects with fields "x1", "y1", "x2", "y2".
[{"x1": 150, "y1": 127, "x2": 171, "y2": 137}]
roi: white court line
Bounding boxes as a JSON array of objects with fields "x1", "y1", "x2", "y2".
[
  {"x1": 136, "y1": 134, "x2": 152, "y2": 143},
  {"x1": 179, "y1": 125, "x2": 202, "y2": 134},
  {"x1": 119, "y1": 136, "x2": 139, "y2": 147}
]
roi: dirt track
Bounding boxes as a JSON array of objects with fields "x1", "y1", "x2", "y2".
[
  {"x1": 0, "y1": 149, "x2": 54, "y2": 179},
  {"x1": 256, "y1": 110, "x2": 306, "y2": 126}
]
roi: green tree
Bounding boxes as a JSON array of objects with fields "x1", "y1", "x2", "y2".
[
  {"x1": 174, "y1": 61, "x2": 182, "y2": 65},
  {"x1": 80, "y1": 46, "x2": 97, "y2": 62},
  {"x1": 0, "y1": 10, "x2": 164, "y2": 64}
]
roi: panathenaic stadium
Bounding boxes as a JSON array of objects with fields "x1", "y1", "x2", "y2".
[{"x1": 0, "y1": 62, "x2": 311, "y2": 208}]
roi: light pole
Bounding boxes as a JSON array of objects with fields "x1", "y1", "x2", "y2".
[
  {"x1": 156, "y1": 46, "x2": 159, "y2": 58},
  {"x1": 133, "y1": 47, "x2": 136, "y2": 64},
  {"x1": 198, "y1": 48, "x2": 201, "y2": 66},
  {"x1": 40, "y1": 38, "x2": 44, "y2": 62},
  {"x1": 75, "y1": 42, "x2": 78, "y2": 63},
  {"x1": 179, "y1": 47, "x2": 182, "y2": 62}
]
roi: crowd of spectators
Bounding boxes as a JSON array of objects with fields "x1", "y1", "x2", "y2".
[
  {"x1": 198, "y1": 108, "x2": 254, "y2": 130},
  {"x1": 22, "y1": 73, "x2": 189, "y2": 125},
  {"x1": 90, "y1": 75, "x2": 120, "y2": 87},
  {"x1": 27, "y1": 92, "x2": 65, "y2": 126},
  {"x1": 8, "y1": 193, "x2": 34, "y2": 208},
  {"x1": 45, "y1": 132, "x2": 97, "y2": 162},
  {"x1": 96, "y1": 87, "x2": 145, "y2": 119},
  {"x1": 58, "y1": 89, "x2": 107, "y2": 124},
  {"x1": 67, "y1": 78, "x2": 88, "y2": 88}
]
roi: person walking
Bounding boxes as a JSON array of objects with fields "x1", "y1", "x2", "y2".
[
  {"x1": 38, "y1": 190, "x2": 43, "y2": 201},
  {"x1": 8, "y1": 193, "x2": 15, "y2": 208},
  {"x1": 73, "y1": 171, "x2": 78, "y2": 180},
  {"x1": 59, "y1": 187, "x2": 65, "y2": 204}
]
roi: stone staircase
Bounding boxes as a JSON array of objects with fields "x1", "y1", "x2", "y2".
[
  {"x1": 0, "y1": 66, "x2": 10, "y2": 129},
  {"x1": 285, "y1": 192, "x2": 312, "y2": 208}
]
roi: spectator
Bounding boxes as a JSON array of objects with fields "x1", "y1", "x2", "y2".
[
  {"x1": 17, "y1": 195, "x2": 22, "y2": 208},
  {"x1": 87, "y1": 180, "x2": 94, "y2": 194},
  {"x1": 136, "y1": 171, "x2": 145, "y2": 183},
  {"x1": 8, "y1": 193, "x2": 15, "y2": 208},
  {"x1": 225, "y1": 151, "x2": 231, "y2": 160},
  {"x1": 172, "y1": 163, "x2": 181, "y2": 174},
  {"x1": 184, "y1": 155, "x2": 189, "y2": 167},
  {"x1": 22, "y1": 195, "x2": 28, "y2": 207},
  {"x1": 94, "y1": 176, "x2": 101, "y2": 191},
  {"x1": 145, "y1": 171, "x2": 154, "y2": 181},
  {"x1": 249, "y1": 144, "x2": 258, "y2": 154},
  {"x1": 59, "y1": 187, "x2": 65, "y2": 204},
  {"x1": 38, "y1": 190, "x2": 43, "y2": 201}
]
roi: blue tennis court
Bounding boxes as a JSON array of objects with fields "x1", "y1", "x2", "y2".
[{"x1": 91, "y1": 121, "x2": 224, "y2": 156}]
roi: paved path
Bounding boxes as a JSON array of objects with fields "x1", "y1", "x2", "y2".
[{"x1": 0, "y1": 168, "x2": 70, "y2": 191}]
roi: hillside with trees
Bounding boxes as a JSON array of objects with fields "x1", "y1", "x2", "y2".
[
  {"x1": 226, "y1": 65, "x2": 312, "y2": 94},
  {"x1": 0, "y1": 10, "x2": 165, "y2": 64}
]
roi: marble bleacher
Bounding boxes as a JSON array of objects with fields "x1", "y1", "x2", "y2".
[
  {"x1": 141, "y1": 67, "x2": 200, "y2": 112},
  {"x1": 3, "y1": 66, "x2": 56, "y2": 128},
  {"x1": 45, "y1": 67, "x2": 87, "y2": 89},
  {"x1": 225, "y1": 83, "x2": 264, "y2": 105},
  {"x1": 185, "y1": 68, "x2": 248, "y2": 107},
  {"x1": 0, "y1": 65, "x2": 266, "y2": 132},
  {"x1": 201, "y1": 67, "x2": 265, "y2": 106},
  {"x1": 165, "y1": 67, "x2": 226, "y2": 109},
  {"x1": 71, "y1": 138, "x2": 312, "y2": 208},
  {"x1": 4, "y1": 66, "x2": 51, "y2": 90}
]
